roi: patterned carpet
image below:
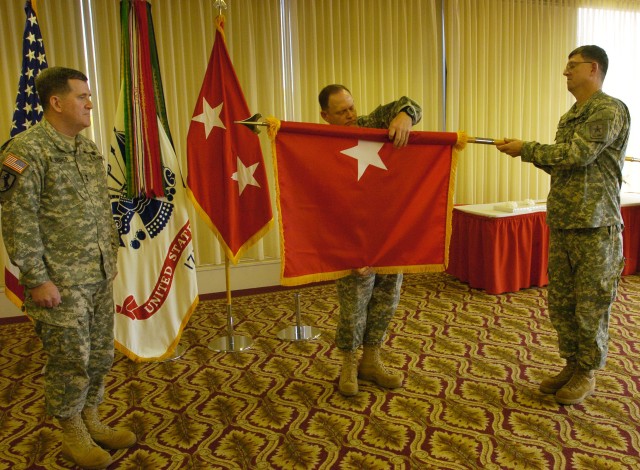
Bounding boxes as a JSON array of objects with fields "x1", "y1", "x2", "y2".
[{"x1": 1, "y1": 272, "x2": 639, "y2": 469}]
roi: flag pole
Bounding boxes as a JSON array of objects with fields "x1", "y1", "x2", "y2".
[
  {"x1": 213, "y1": 0, "x2": 227, "y2": 16},
  {"x1": 235, "y1": 116, "x2": 322, "y2": 342},
  {"x1": 467, "y1": 137, "x2": 506, "y2": 145},
  {"x1": 276, "y1": 291, "x2": 322, "y2": 342},
  {"x1": 188, "y1": 3, "x2": 271, "y2": 353},
  {"x1": 234, "y1": 118, "x2": 507, "y2": 147},
  {"x1": 208, "y1": 256, "x2": 253, "y2": 352}
]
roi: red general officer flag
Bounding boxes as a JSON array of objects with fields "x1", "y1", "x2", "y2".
[
  {"x1": 186, "y1": 16, "x2": 273, "y2": 263},
  {"x1": 268, "y1": 119, "x2": 462, "y2": 286}
]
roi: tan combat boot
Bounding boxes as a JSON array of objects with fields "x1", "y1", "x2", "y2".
[
  {"x1": 555, "y1": 367, "x2": 596, "y2": 405},
  {"x1": 58, "y1": 414, "x2": 112, "y2": 469},
  {"x1": 358, "y1": 344, "x2": 403, "y2": 389},
  {"x1": 339, "y1": 350, "x2": 359, "y2": 396},
  {"x1": 539, "y1": 357, "x2": 577, "y2": 394},
  {"x1": 82, "y1": 406, "x2": 137, "y2": 449}
]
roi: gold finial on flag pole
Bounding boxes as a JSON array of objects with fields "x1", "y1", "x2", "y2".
[
  {"x1": 213, "y1": 0, "x2": 227, "y2": 14},
  {"x1": 234, "y1": 113, "x2": 266, "y2": 134}
]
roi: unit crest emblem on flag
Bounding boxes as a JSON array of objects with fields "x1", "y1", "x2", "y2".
[{"x1": 109, "y1": 130, "x2": 174, "y2": 249}]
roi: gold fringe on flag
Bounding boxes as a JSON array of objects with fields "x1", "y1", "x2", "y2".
[{"x1": 267, "y1": 118, "x2": 464, "y2": 286}]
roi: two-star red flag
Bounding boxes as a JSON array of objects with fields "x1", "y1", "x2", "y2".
[
  {"x1": 186, "y1": 16, "x2": 273, "y2": 262},
  {"x1": 268, "y1": 120, "x2": 461, "y2": 286},
  {"x1": 3, "y1": 0, "x2": 48, "y2": 309}
]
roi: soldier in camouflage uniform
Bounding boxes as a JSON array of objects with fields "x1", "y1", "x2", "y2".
[
  {"x1": 496, "y1": 46, "x2": 630, "y2": 405},
  {"x1": 319, "y1": 84, "x2": 422, "y2": 396},
  {"x1": 0, "y1": 67, "x2": 136, "y2": 469}
]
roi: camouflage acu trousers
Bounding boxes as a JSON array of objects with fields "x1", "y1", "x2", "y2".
[
  {"x1": 33, "y1": 280, "x2": 115, "y2": 418},
  {"x1": 334, "y1": 273, "x2": 403, "y2": 351},
  {"x1": 547, "y1": 225, "x2": 624, "y2": 370}
]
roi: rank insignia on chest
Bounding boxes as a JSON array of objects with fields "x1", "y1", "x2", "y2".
[
  {"x1": 588, "y1": 120, "x2": 609, "y2": 141},
  {"x1": 3, "y1": 153, "x2": 29, "y2": 174}
]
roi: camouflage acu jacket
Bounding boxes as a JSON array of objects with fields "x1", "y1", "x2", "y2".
[
  {"x1": 521, "y1": 90, "x2": 630, "y2": 229},
  {"x1": 0, "y1": 119, "x2": 119, "y2": 289},
  {"x1": 357, "y1": 96, "x2": 422, "y2": 129}
]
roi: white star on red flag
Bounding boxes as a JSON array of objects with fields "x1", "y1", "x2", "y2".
[
  {"x1": 340, "y1": 140, "x2": 387, "y2": 180},
  {"x1": 232, "y1": 157, "x2": 261, "y2": 195},
  {"x1": 191, "y1": 97, "x2": 225, "y2": 138}
]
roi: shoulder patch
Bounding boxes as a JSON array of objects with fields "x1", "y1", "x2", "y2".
[
  {"x1": 587, "y1": 120, "x2": 609, "y2": 141},
  {"x1": 3, "y1": 153, "x2": 29, "y2": 175},
  {"x1": 0, "y1": 169, "x2": 17, "y2": 194}
]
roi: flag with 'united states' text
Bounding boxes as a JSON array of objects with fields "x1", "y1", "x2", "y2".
[
  {"x1": 268, "y1": 120, "x2": 462, "y2": 286},
  {"x1": 186, "y1": 16, "x2": 273, "y2": 263},
  {"x1": 3, "y1": 0, "x2": 48, "y2": 309},
  {"x1": 108, "y1": 0, "x2": 198, "y2": 361}
]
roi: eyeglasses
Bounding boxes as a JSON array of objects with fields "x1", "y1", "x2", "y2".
[{"x1": 564, "y1": 61, "x2": 594, "y2": 71}]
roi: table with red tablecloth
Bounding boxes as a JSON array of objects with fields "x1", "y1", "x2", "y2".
[{"x1": 446, "y1": 194, "x2": 640, "y2": 294}]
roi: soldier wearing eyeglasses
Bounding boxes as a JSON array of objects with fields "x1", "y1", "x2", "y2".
[{"x1": 496, "y1": 45, "x2": 630, "y2": 405}]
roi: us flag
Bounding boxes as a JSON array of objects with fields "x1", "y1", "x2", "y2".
[
  {"x1": 10, "y1": 0, "x2": 48, "y2": 138},
  {"x1": 4, "y1": 0, "x2": 48, "y2": 308}
]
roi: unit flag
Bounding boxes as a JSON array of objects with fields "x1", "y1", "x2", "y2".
[{"x1": 108, "y1": 0, "x2": 198, "y2": 361}]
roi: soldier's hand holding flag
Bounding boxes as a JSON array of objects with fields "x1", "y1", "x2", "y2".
[{"x1": 496, "y1": 138, "x2": 524, "y2": 157}]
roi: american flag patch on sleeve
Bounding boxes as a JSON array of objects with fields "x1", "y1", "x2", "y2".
[{"x1": 3, "y1": 153, "x2": 29, "y2": 174}]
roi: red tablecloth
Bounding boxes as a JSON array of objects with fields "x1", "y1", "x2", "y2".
[
  {"x1": 447, "y1": 205, "x2": 640, "y2": 294},
  {"x1": 447, "y1": 209, "x2": 549, "y2": 294},
  {"x1": 621, "y1": 205, "x2": 640, "y2": 275}
]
